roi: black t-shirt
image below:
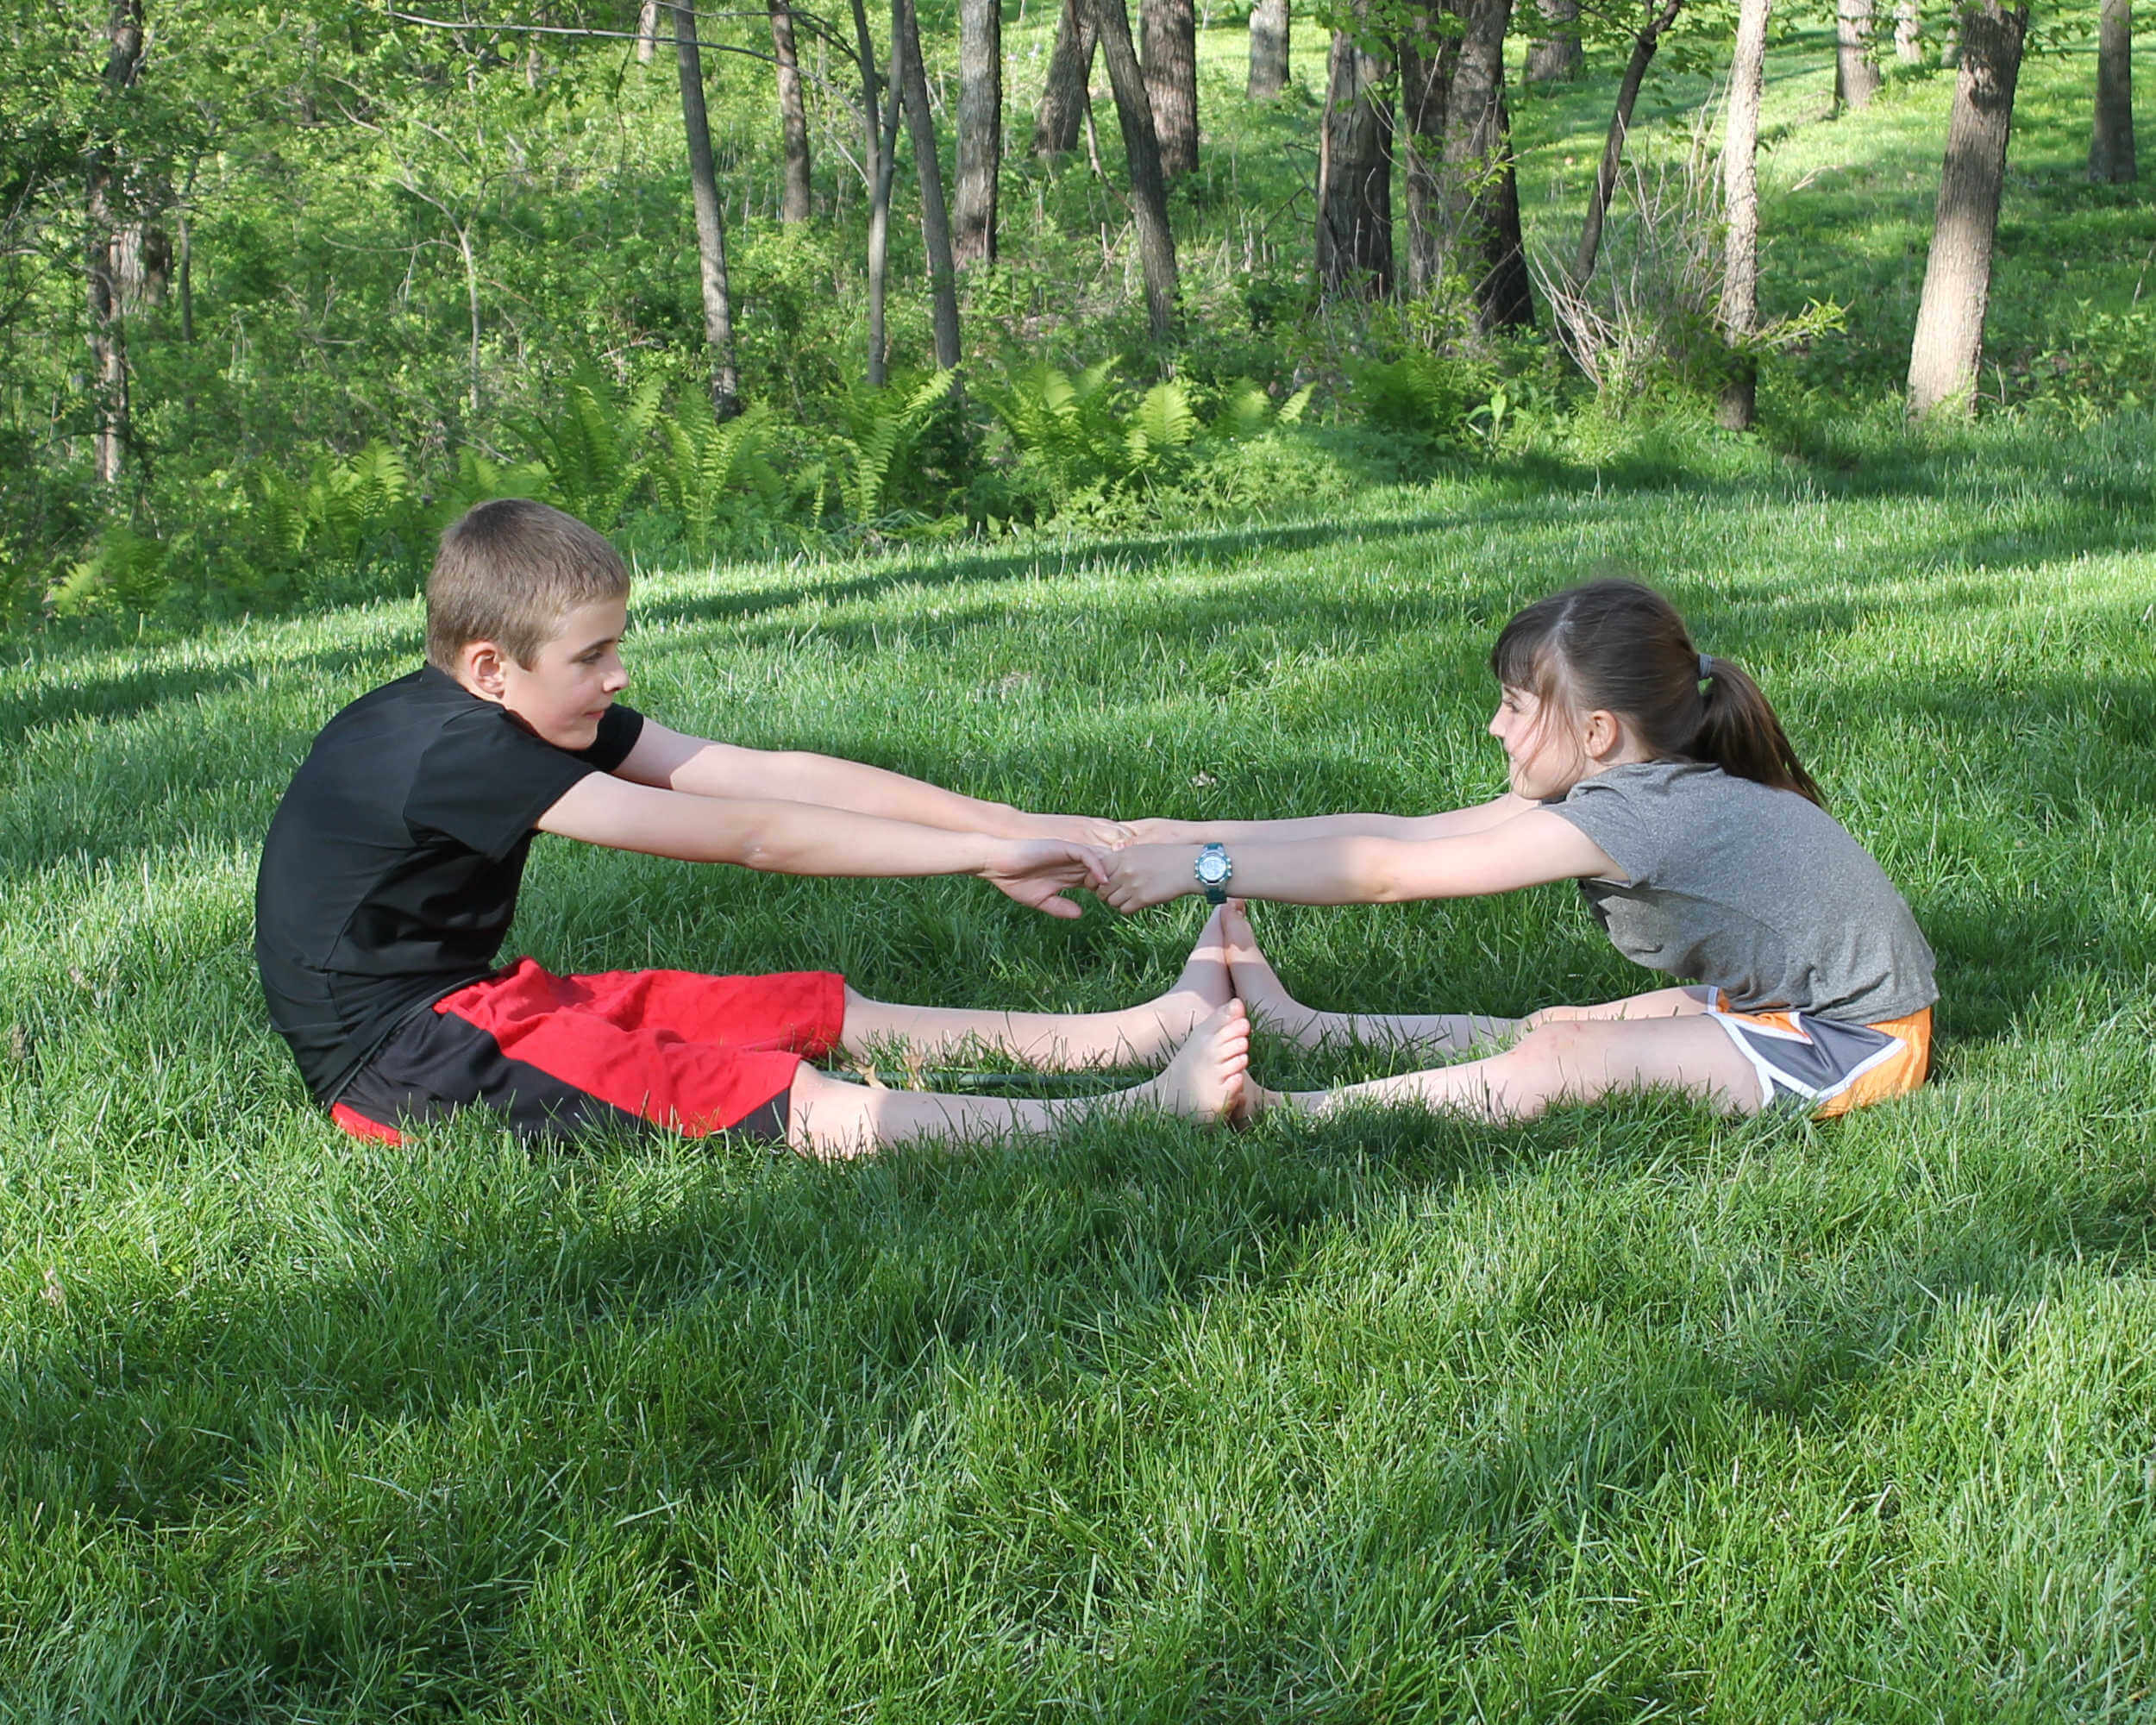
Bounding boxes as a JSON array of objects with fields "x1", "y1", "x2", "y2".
[{"x1": 255, "y1": 664, "x2": 645, "y2": 1106}]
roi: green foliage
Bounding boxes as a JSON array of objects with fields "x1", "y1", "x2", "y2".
[
  {"x1": 45, "y1": 521, "x2": 171, "y2": 618},
  {"x1": 511, "y1": 364, "x2": 667, "y2": 532},
  {"x1": 1347, "y1": 351, "x2": 1494, "y2": 444},
  {"x1": 649, "y1": 396, "x2": 782, "y2": 551},
  {"x1": 823, "y1": 370, "x2": 958, "y2": 530}
]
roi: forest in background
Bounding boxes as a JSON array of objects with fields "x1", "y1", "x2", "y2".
[{"x1": 5, "y1": 0, "x2": 2150, "y2": 625}]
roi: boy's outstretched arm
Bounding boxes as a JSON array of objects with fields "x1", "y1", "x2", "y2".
[
  {"x1": 537, "y1": 771, "x2": 1106, "y2": 919},
  {"x1": 1095, "y1": 808, "x2": 1618, "y2": 912},
  {"x1": 615, "y1": 721, "x2": 1124, "y2": 846},
  {"x1": 1119, "y1": 794, "x2": 1534, "y2": 848}
]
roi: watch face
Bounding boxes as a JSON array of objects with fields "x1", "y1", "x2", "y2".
[{"x1": 1196, "y1": 850, "x2": 1230, "y2": 885}]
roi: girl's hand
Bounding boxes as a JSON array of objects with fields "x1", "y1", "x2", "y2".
[
  {"x1": 981, "y1": 839, "x2": 1110, "y2": 919},
  {"x1": 1096, "y1": 844, "x2": 1200, "y2": 913}
]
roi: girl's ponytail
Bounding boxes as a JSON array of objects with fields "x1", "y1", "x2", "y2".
[
  {"x1": 1696, "y1": 654, "x2": 1824, "y2": 807},
  {"x1": 1493, "y1": 580, "x2": 1825, "y2": 806}
]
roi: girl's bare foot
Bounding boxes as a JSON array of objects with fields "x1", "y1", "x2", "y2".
[
  {"x1": 1127, "y1": 904, "x2": 1235, "y2": 1057},
  {"x1": 1219, "y1": 900, "x2": 1334, "y2": 1050},
  {"x1": 1132, "y1": 1001, "x2": 1250, "y2": 1122}
]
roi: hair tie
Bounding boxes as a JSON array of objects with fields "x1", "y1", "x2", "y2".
[{"x1": 1698, "y1": 653, "x2": 1714, "y2": 683}]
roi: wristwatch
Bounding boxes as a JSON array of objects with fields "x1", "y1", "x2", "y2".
[{"x1": 1194, "y1": 843, "x2": 1233, "y2": 906}]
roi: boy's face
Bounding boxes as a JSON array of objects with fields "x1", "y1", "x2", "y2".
[{"x1": 486, "y1": 597, "x2": 631, "y2": 750}]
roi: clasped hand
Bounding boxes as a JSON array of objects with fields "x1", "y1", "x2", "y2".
[{"x1": 983, "y1": 833, "x2": 1197, "y2": 918}]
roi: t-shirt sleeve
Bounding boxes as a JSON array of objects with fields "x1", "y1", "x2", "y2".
[
  {"x1": 1547, "y1": 775, "x2": 1664, "y2": 886},
  {"x1": 405, "y1": 704, "x2": 642, "y2": 861}
]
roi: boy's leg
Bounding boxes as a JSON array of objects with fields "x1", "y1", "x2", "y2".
[
  {"x1": 1247, "y1": 1012, "x2": 1764, "y2": 1125},
  {"x1": 835, "y1": 906, "x2": 1234, "y2": 1070},
  {"x1": 1219, "y1": 901, "x2": 1517, "y2": 1055},
  {"x1": 785, "y1": 1003, "x2": 1252, "y2": 1158}
]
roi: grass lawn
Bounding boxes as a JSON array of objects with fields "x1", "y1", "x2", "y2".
[{"x1": 4, "y1": 414, "x2": 2154, "y2": 1717}]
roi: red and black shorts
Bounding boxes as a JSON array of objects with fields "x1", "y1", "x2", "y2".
[{"x1": 329, "y1": 958, "x2": 847, "y2": 1148}]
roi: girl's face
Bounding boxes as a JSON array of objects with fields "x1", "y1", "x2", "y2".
[{"x1": 1489, "y1": 683, "x2": 1590, "y2": 801}]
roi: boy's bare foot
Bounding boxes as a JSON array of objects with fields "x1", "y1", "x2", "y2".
[
  {"x1": 1132, "y1": 1001, "x2": 1250, "y2": 1122},
  {"x1": 1130, "y1": 903, "x2": 1235, "y2": 1056},
  {"x1": 1220, "y1": 900, "x2": 1332, "y2": 1050}
]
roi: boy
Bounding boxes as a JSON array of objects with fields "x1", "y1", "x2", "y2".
[{"x1": 256, "y1": 499, "x2": 1247, "y2": 1157}]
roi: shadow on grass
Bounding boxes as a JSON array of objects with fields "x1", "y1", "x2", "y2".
[{"x1": 3, "y1": 1074, "x2": 2140, "y2": 1712}]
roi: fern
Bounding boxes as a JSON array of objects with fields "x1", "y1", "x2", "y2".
[
  {"x1": 652, "y1": 397, "x2": 779, "y2": 549},
  {"x1": 826, "y1": 371, "x2": 954, "y2": 528},
  {"x1": 47, "y1": 522, "x2": 170, "y2": 617},
  {"x1": 511, "y1": 361, "x2": 664, "y2": 529},
  {"x1": 1124, "y1": 380, "x2": 1198, "y2": 474}
]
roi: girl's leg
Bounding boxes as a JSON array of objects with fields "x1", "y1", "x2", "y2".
[
  {"x1": 1219, "y1": 900, "x2": 1516, "y2": 1055},
  {"x1": 837, "y1": 906, "x2": 1233, "y2": 1070},
  {"x1": 1246, "y1": 1012, "x2": 1763, "y2": 1124},
  {"x1": 787, "y1": 1002, "x2": 1252, "y2": 1158},
  {"x1": 1220, "y1": 901, "x2": 1710, "y2": 1054}
]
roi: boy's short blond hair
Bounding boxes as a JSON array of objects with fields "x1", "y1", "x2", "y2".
[{"x1": 426, "y1": 499, "x2": 630, "y2": 670}]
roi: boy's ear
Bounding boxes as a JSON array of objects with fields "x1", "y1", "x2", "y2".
[{"x1": 456, "y1": 638, "x2": 511, "y2": 701}]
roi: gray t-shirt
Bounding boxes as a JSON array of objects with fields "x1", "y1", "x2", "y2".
[{"x1": 1546, "y1": 760, "x2": 1937, "y2": 1023}]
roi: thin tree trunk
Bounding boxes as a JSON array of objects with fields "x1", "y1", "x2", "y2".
[
  {"x1": 856, "y1": 0, "x2": 905, "y2": 383},
  {"x1": 1718, "y1": 0, "x2": 1771, "y2": 429},
  {"x1": 894, "y1": 0, "x2": 963, "y2": 367},
  {"x1": 1399, "y1": 0, "x2": 1457, "y2": 295},
  {"x1": 1141, "y1": 0, "x2": 1199, "y2": 175},
  {"x1": 769, "y1": 0, "x2": 813, "y2": 221},
  {"x1": 638, "y1": 0, "x2": 660, "y2": 62},
  {"x1": 2090, "y1": 0, "x2": 2135, "y2": 182},
  {"x1": 955, "y1": 0, "x2": 1001, "y2": 263},
  {"x1": 1526, "y1": 0, "x2": 1585, "y2": 83},
  {"x1": 1441, "y1": 0, "x2": 1532, "y2": 331},
  {"x1": 1573, "y1": 0, "x2": 1683, "y2": 284},
  {"x1": 1316, "y1": 21, "x2": 1395, "y2": 299},
  {"x1": 1895, "y1": 0, "x2": 1922, "y2": 61},
  {"x1": 673, "y1": 2, "x2": 742, "y2": 417},
  {"x1": 1036, "y1": 0, "x2": 1098, "y2": 154},
  {"x1": 1248, "y1": 0, "x2": 1290, "y2": 97},
  {"x1": 1836, "y1": 0, "x2": 1883, "y2": 110},
  {"x1": 86, "y1": 0, "x2": 146, "y2": 487},
  {"x1": 1089, "y1": 0, "x2": 1181, "y2": 337},
  {"x1": 1906, "y1": 0, "x2": 2028, "y2": 417}
]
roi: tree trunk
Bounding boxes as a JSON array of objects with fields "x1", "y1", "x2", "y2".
[
  {"x1": 673, "y1": 2, "x2": 742, "y2": 417},
  {"x1": 638, "y1": 0, "x2": 660, "y2": 62},
  {"x1": 1717, "y1": 0, "x2": 1771, "y2": 429},
  {"x1": 955, "y1": 0, "x2": 1002, "y2": 263},
  {"x1": 1089, "y1": 0, "x2": 1181, "y2": 337},
  {"x1": 2090, "y1": 0, "x2": 2135, "y2": 182},
  {"x1": 1441, "y1": 0, "x2": 1532, "y2": 331},
  {"x1": 1316, "y1": 23, "x2": 1394, "y2": 300},
  {"x1": 894, "y1": 0, "x2": 963, "y2": 368},
  {"x1": 1573, "y1": 0, "x2": 1683, "y2": 284},
  {"x1": 1248, "y1": 0, "x2": 1290, "y2": 97},
  {"x1": 1895, "y1": 0, "x2": 1923, "y2": 61},
  {"x1": 1036, "y1": 0, "x2": 1098, "y2": 154},
  {"x1": 1399, "y1": 0, "x2": 1457, "y2": 296},
  {"x1": 855, "y1": 0, "x2": 905, "y2": 383},
  {"x1": 769, "y1": 0, "x2": 813, "y2": 222},
  {"x1": 1526, "y1": 0, "x2": 1585, "y2": 83},
  {"x1": 1836, "y1": 0, "x2": 1883, "y2": 110},
  {"x1": 86, "y1": 0, "x2": 147, "y2": 487},
  {"x1": 1906, "y1": 0, "x2": 2028, "y2": 417},
  {"x1": 1141, "y1": 0, "x2": 1200, "y2": 175}
]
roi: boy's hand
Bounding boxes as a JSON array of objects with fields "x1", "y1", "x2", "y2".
[
  {"x1": 1013, "y1": 811, "x2": 1132, "y2": 849},
  {"x1": 1121, "y1": 817, "x2": 1200, "y2": 847},
  {"x1": 981, "y1": 838, "x2": 1111, "y2": 920},
  {"x1": 1096, "y1": 844, "x2": 1199, "y2": 913}
]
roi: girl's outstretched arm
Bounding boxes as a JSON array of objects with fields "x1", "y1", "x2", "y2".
[
  {"x1": 1096, "y1": 807, "x2": 1619, "y2": 912},
  {"x1": 1121, "y1": 794, "x2": 1534, "y2": 848}
]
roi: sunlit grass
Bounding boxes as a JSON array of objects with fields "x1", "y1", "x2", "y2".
[{"x1": 3, "y1": 419, "x2": 2153, "y2": 1716}]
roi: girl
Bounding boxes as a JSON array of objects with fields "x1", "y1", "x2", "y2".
[{"x1": 1094, "y1": 580, "x2": 1937, "y2": 1122}]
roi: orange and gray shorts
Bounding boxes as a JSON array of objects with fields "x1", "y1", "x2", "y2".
[{"x1": 1707, "y1": 993, "x2": 1933, "y2": 1118}]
